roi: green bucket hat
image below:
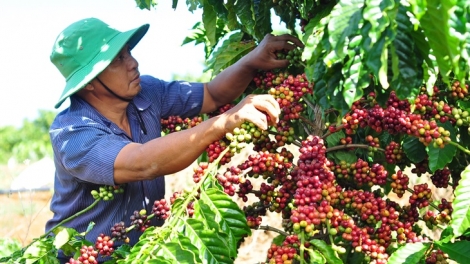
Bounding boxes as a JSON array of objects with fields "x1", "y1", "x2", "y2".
[{"x1": 50, "y1": 18, "x2": 149, "y2": 109}]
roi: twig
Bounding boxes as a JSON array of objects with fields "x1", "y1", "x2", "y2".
[
  {"x1": 448, "y1": 141, "x2": 470, "y2": 155},
  {"x1": 326, "y1": 143, "x2": 385, "y2": 153},
  {"x1": 256, "y1": 225, "x2": 289, "y2": 236},
  {"x1": 42, "y1": 198, "x2": 101, "y2": 238}
]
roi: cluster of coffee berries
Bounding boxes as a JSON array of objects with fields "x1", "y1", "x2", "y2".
[
  {"x1": 437, "y1": 198, "x2": 453, "y2": 224},
  {"x1": 95, "y1": 233, "x2": 114, "y2": 257},
  {"x1": 192, "y1": 162, "x2": 209, "y2": 183},
  {"x1": 340, "y1": 91, "x2": 452, "y2": 149},
  {"x1": 161, "y1": 116, "x2": 203, "y2": 134},
  {"x1": 275, "y1": 47, "x2": 304, "y2": 68},
  {"x1": 207, "y1": 103, "x2": 235, "y2": 118},
  {"x1": 423, "y1": 210, "x2": 439, "y2": 229},
  {"x1": 216, "y1": 166, "x2": 242, "y2": 196},
  {"x1": 151, "y1": 198, "x2": 171, "y2": 220},
  {"x1": 253, "y1": 70, "x2": 287, "y2": 90},
  {"x1": 390, "y1": 170, "x2": 409, "y2": 198},
  {"x1": 67, "y1": 245, "x2": 98, "y2": 264},
  {"x1": 425, "y1": 249, "x2": 449, "y2": 264},
  {"x1": 110, "y1": 221, "x2": 128, "y2": 241},
  {"x1": 385, "y1": 141, "x2": 405, "y2": 164},
  {"x1": 225, "y1": 122, "x2": 265, "y2": 154},
  {"x1": 91, "y1": 185, "x2": 124, "y2": 201},
  {"x1": 206, "y1": 140, "x2": 232, "y2": 165},
  {"x1": 130, "y1": 209, "x2": 151, "y2": 232},
  {"x1": 409, "y1": 183, "x2": 432, "y2": 209},
  {"x1": 430, "y1": 168, "x2": 451, "y2": 188},
  {"x1": 264, "y1": 242, "x2": 297, "y2": 264}
]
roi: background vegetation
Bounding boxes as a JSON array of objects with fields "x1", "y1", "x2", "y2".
[{"x1": 0, "y1": 110, "x2": 55, "y2": 165}]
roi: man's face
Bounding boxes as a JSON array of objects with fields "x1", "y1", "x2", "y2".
[{"x1": 97, "y1": 44, "x2": 142, "y2": 99}]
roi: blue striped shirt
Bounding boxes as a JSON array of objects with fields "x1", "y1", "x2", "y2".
[{"x1": 46, "y1": 75, "x2": 204, "y2": 261}]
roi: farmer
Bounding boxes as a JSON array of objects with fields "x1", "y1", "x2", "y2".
[{"x1": 46, "y1": 17, "x2": 302, "y2": 262}]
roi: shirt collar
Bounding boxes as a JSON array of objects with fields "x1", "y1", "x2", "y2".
[{"x1": 69, "y1": 93, "x2": 151, "y2": 131}]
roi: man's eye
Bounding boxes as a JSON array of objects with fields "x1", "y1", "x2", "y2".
[{"x1": 113, "y1": 55, "x2": 124, "y2": 63}]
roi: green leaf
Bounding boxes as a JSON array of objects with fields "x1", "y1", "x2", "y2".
[
  {"x1": 23, "y1": 238, "x2": 56, "y2": 264},
  {"x1": 363, "y1": 25, "x2": 395, "y2": 89},
  {"x1": 271, "y1": 235, "x2": 286, "y2": 246},
  {"x1": 174, "y1": 234, "x2": 202, "y2": 263},
  {"x1": 326, "y1": 130, "x2": 346, "y2": 148},
  {"x1": 417, "y1": 0, "x2": 462, "y2": 83},
  {"x1": 52, "y1": 227, "x2": 78, "y2": 250},
  {"x1": 329, "y1": 151, "x2": 358, "y2": 165},
  {"x1": 199, "y1": 188, "x2": 251, "y2": 244},
  {"x1": 346, "y1": 251, "x2": 367, "y2": 264},
  {"x1": 205, "y1": 32, "x2": 255, "y2": 76},
  {"x1": 439, "y1": 226, "x2": 454, "y2": 243},
  {"x1": 145, "y1": 258, "x2": 173, "y2": 264},
  {"x1": 327, "y1": 64, "x2": 350, "y2": 115},
  {"x1": 194, "y1": 200, "x2": 235, "y2": 257},
  {"x1": 402, "y1": 136, "x2": 426, "y2": 164},
  {"x1": 307, "y1": 248, "x2": 326, "y2": 264},
  {"x1": 362, "y1": 0, "x2": 395, "y2": 43},
  {"x1": 324, "y1": 0, "x2": 364, "y2": 66},
  {"x1": 224, "y1": 0, "x2": 240, "y2": 31},
  {"x1": 450, "y1": 165, "x2": 470, "y2": 237},
  {"x1": 409, "y1": 26, "x2": 433, "y2": 69},
  {"x1": 313, "y1": 79, "x2": 329, "y2": 111},
  {"x1": 112, "y1": 244, "x2": 132, "y2": 259},
  {"x1": 388, "y1": 242, "x2": 430, "y2": 264},
  {"x1": 458, "y1": 126, "x2": 470, "y2": 148},
  {"x1": 206, "y1": 0, "x2": 228, "y2": 19},
  {"x1": 435, "y1": 240, "x2": 470, "y2": 264},
  {"x1": 310, "y1": 239, "x2": 343, "y2": 264},
  {"x1": 341, "y1": 53, "x2": 367, "y2": 107},
  {"x1": 427, "y1": 122, "x2": 457, "y2": 172},
  {"x1": 155, "y1": 241, "x2": 200, "y2": 264},
  {"x1": 202, "y1": 0, "x2": 217, "y2": 48},
  {"x1": 234, "y1": 0, "x2": 255, "y2": 37},
  {"x1": 302, "y1": 13, "x2": 330, "y2": 68},
  {"x1": 427, "y1": 143, "x2": 457, "y2": 172},
  {"x1": 252, "y1": 0, "x2": 273, "y2": 41},
  {"x1": 272, "y1": 4, "x2": 296, "y2": 32},
  {"x1": 184, "y1": 218, "x2": 234, "y2": 264},
  {"x1": 390, "y1": 6, "x2": 422, "y2": 100}
]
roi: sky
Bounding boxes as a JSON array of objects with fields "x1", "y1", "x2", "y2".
[{"x1": 0, "y1": 0, "x2": 206, "y2": 127}]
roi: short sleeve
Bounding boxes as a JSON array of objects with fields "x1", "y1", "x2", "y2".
[
  {"x1": 50, "y1": 119, "x2": 130, "y2": 186},
  {"x1": 139, "y1": 76, "x2": 204, "y2": 119}
]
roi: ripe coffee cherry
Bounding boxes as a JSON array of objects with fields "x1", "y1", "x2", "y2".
[
  {"x1": 152, "y1": 199, "x2": 171, "y2": 220},
  {"x1": 95, "y1": 233, "x2": 114, "y2": 256}
]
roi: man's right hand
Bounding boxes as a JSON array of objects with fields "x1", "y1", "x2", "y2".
[{"x1": 222, "y1": 94, "x2": 281, "y2": 132}]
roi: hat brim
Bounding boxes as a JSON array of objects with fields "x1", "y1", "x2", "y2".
[{"x1": 54, "y1": 24, "x2": 150, "y2": 109}]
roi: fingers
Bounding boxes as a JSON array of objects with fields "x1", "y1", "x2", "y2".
[
  {"x1": 243, "y1": 33, "x2": 303, "y2": 71},
  {"x1": 275, "y1": 34, "x2": 305, "y2": 48},
  {"x1": 255, "y1": 94, "x2": 281, "y2": 126},
  {"x1": 242, "y1": 94, "x2": 281, "y2": 130},
  {"x1": 262, "y1": 33, "x2": 304, "y2": 50}
]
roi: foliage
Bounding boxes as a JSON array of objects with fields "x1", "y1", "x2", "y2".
[
  {"x1": 0, "y1": 110, "x2": 55, "y2": 164},
  {"x1": 3, "y1": 1, "x2": 470, "y2": 264},
  {"x1": 0, "y1": 238, "x2": 22, "y2": 258}
]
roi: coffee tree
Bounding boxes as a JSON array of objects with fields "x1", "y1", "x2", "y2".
[{"x1": 3, "y1": 0, "x2": 470, "y2": 263}]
